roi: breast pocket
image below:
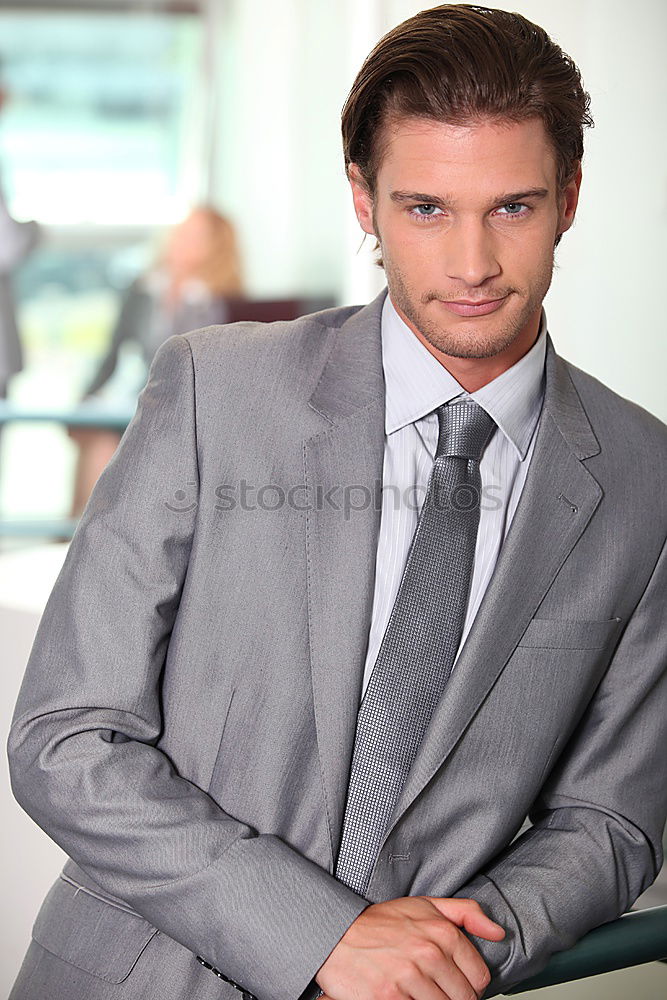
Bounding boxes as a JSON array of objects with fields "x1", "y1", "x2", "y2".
[
  {"x1": 516, "y1": 616, "x2": 623, "y2": 650},
  {"x1": 31, "y1": 874, "x2": 159, "y2": 984}
]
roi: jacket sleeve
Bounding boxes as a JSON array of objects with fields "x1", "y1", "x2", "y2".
[
  {"x1": 81, "y1": 283, "x2": 141, "y2": 398},
  {"x1": 7, "y1": 333, "x2": 370, "y2": 1000},
  {"x1": 451, "y1": 533, "x2": 667, "y2": 998}
]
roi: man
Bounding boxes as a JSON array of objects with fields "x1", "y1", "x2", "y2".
[{"x1": 7, "y1": 6, "x2": 666, "y2": 1000}]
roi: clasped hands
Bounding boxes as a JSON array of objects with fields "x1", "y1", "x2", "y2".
[{"x1": 315, "y1": 896, "x2": 505, "y2": 1000}]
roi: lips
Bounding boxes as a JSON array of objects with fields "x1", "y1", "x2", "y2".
[{"x1": 438, "y1": 297, "x2": 507, "y2": 317}]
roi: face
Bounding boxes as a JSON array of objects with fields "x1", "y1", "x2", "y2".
[
  {"x1": 349, "y1": 116, "x2": 581, "y2": 389},
  {"x1": 165, "y1": 210, "x2": 214, "y2": 274}
]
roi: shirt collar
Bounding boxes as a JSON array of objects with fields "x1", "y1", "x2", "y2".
[{"x1": 381, "y1": 292, "x2": 546, "y2": 461}]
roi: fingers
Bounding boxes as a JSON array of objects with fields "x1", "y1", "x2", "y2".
[
  {"x1": 450, "y1": 940, "x2": 492, "y2": 999},
  {"x1": 425, "y1": 897, "x2": 506, "y2": 941},
  {"x1": 316, "y1": 896, "x2": 498, "y2": 1000},
  {"x1": 411, "y1": 956, "x2": 486, "y2": 1000},
  {"x1": 433, "y1": 918, "x2": 493, "y2": 999},
  {"x1": 386, "y1": 908, "x2": 492, "y2": 999}
]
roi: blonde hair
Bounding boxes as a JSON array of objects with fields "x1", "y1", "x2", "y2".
[{"x1": 158, "y1": 205, "x2": 244, "y2": 297}]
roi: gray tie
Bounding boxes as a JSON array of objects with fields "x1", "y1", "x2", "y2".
[{"x1": 334, "y1": 398, "x2": 496, "y2": 896}]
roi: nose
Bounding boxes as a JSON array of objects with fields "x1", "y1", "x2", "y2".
[{"x1": 445, "y1": 218, "x2": 501, "y2": 287}]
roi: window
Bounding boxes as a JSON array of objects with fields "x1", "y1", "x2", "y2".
[
  {"x1": 0, "y1": 2, "x2": 203, "y2": 225},
  {"x1": 0, "y1": 2, "x2": 206, "y2": 531}
]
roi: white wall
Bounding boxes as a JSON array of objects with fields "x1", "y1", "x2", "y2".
[
  {"x1": 1, "y1": 546, "x2": 69, "y2": 995},
  {"x1": 209, "y1": 0, "x2": 666, "y2": 421}
]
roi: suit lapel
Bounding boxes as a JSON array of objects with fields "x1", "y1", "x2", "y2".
[
  {"x1": 304, "y1": 291, "x2": 604, "y2": 868},
  {"x1": 304, "y1": 291, "x2": 387, "y2": 871},
  {"x1": 383, "y1": 354, "x2": 603, "y2": 844}
]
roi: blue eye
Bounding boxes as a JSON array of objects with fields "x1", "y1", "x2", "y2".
[
  {"x1": 409, "y1": 204, "x2": 443, "y2": 222},
  {"x1": 497, "y1": 202, "x2": 528, "y2": 217}
]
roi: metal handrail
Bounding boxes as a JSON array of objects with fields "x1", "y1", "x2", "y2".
[
  {"x1": 0, "y1": 400, "x2": 136, "y2": 432},
  {"x1": 505, "y1": 904, "x2": 667, "y2": 993}
]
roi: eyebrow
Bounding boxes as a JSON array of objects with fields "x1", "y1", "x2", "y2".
[{"x1": 390, "y1": 188, "x2": 550, "y2": 208}]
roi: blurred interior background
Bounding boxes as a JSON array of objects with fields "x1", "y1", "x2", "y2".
[
  {"x1": 0, "y1": 0, "x2": 666, "y2": 531},
  {"x1": 0, "y1": 0, "x2": 667, "y2": 547},
  {"x1": 0, "y1": 1, "x2": 665, "y2": 995}
]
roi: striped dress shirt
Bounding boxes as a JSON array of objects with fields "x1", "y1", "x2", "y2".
[{"x1": 360, "y1": 293, "x2": 547, "y2": 701}]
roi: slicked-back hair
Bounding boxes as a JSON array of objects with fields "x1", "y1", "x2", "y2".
[{"x1": 341, "y1": 3, "x2": 593, "y2": 196}]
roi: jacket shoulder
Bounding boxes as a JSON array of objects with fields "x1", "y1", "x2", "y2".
[
  {"x1": 564, "y1": 358, "x2": 667, "y2": 457},
  {"x1": 181, "y1": 301, "x2": 364, "y2": 363},
  {"x1": 174, "y1": 301, "x2": 369, "y2": 415}
]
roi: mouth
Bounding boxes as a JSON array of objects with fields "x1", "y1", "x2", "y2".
[{"x1": 437, "y1": 296, "x2": 508, "y2": 317}]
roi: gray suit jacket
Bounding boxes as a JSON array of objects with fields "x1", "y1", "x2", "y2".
[{"x1": 8, "y1": 289, "x2": 667, "y2": 1000}]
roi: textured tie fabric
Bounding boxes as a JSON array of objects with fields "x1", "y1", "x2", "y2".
[{"x1": 334, "y1": 398, "x2": 496, "y2": 897}]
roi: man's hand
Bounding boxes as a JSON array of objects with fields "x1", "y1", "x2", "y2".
[{"x1": 315, "y1": 896, "x2": 505, "y2": 1000}]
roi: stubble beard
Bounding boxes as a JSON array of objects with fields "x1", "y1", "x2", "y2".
[{"x1": 382, "y1": 248, "x2": 555, "y2": 361}]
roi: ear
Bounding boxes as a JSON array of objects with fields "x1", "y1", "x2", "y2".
[
  {"x1": 557, "y1": 161, "x2": 582, "y2": 237},
  {"x1": 348, "y1": 163, "x2": 377, "y2": 237}
]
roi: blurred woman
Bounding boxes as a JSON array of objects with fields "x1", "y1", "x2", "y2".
[{"x1": 68, "y1": 206, "x2": 243, "y2": 518}]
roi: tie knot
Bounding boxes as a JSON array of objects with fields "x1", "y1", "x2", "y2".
[{"x1": 435, "y1": 400, "x2": 496, "y2": 460}]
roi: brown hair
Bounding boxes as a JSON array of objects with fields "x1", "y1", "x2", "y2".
[{"x1": 341, "y1": 3, "x2": 593, "y2": 196}]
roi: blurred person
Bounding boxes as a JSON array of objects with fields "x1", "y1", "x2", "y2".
[
  {"x1": 0, "y1": 77, "x2": 40, "y2": 401},
  {"x1": 0, "y1": 185, "x2": 39, "y2": 400},
  {"x1": 67, "y1": 205, "x2": 243, "y2": 517},
  {"x1": 0, "y1": 70, "x2": 40, "y2": 498},
  {"x1": 7, "y1": 6, "x2": 667, "y2": 1000}
]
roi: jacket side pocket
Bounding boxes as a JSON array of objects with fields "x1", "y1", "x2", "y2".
[{"x1": 31, "y1": 874, "x2": 159, "y2": 984}]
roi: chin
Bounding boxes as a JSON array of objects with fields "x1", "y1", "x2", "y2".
[{"x1": 416, "y1": 312, "x2": 525, "y2": 361}]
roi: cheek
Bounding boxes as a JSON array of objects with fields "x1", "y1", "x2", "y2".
[
  {"x1": 385, "y1": 222, "x2": 443, "y2": 265},
  {"x1": 383, "y1": 237, "x2": 441, "y2": 285},
  {"x1": 500, "y1": 225, "x2": 556, "y2": 272}
]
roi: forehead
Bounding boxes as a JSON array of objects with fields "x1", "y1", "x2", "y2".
[{"x1": 376, "y1": 116, "x2": 558, "y2": 194}]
